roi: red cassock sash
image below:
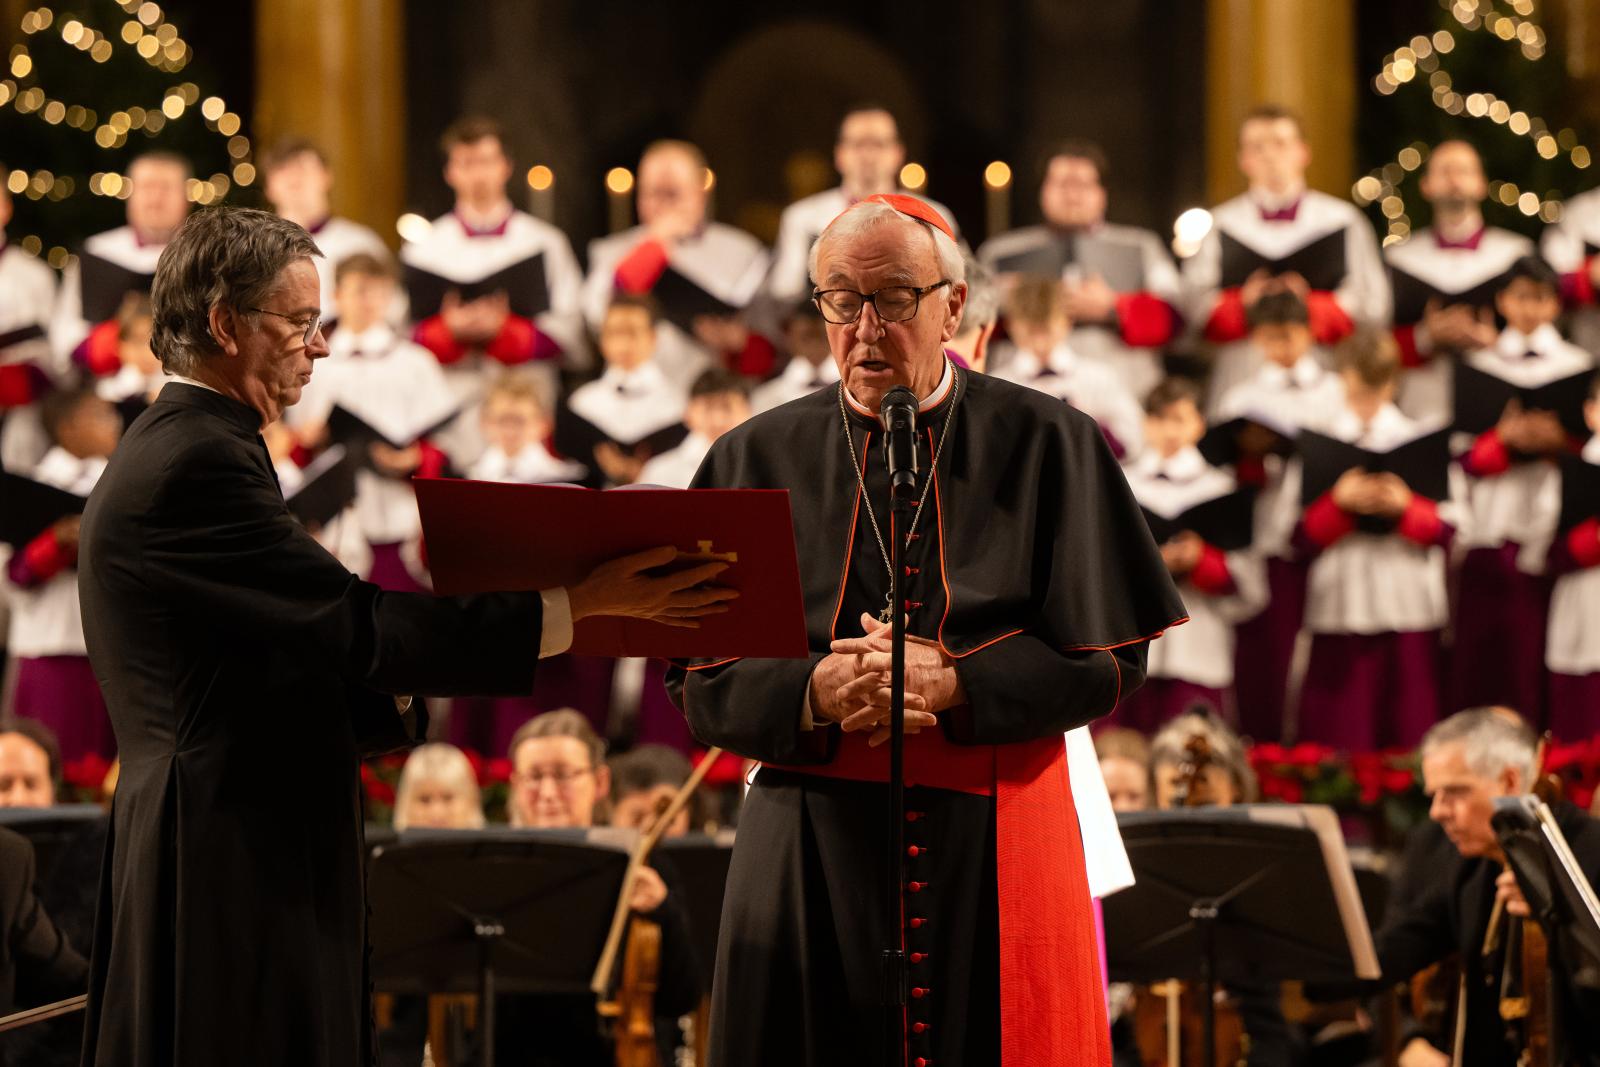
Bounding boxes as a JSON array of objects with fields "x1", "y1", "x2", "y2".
[{"x1": 769, "y1": 725, "x2": 1112, "y2": 1067}]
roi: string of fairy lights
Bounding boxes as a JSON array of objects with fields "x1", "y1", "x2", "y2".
[
  {"x1": 1355, "y1": 0, "x2": 1589, "y2": 245},
  {"x1": 2, "y1": 1, "x2": 252, "y2": 269}
]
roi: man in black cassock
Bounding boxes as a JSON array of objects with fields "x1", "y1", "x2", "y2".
[
  {"x1": 667, "y1": 195, "x2": 1187, "y2": 1067},
  {"x1": 76, "y1": 206, "x2": 733, "y2": 1067}
]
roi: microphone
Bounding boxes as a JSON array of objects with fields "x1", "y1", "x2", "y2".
[{"x1": 879, "y1": 386, "x2": 919, "y2": 502}]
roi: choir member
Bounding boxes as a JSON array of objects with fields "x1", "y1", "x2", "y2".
[
  {"x1": 402, "y1": 115, "x2": 587, "y2": 463},
  {"x1": 1538, "y1": 181, "x2": 1600, "y2": 353},
  {"x1": 762, "y1": 105, "x2": 957, "y2": 313},
  {"x1": 1452, "y1": 256, "x2": 1593, "y2": 723},
  {"x1": 1119, "y1": 377, "x2": 1266, "y2": 731},
  {"x1": 637, "y1": 367, "x2": 752, "y2": 488},
  {"x1": 259, "y1": 137, "x2": 393, "y2": 323},
  {"x1": 1214, "y1": 289, "x2": 1345, "y2": 742},
  {"x1": 980, "y1": 140, "x2": 1181, "y2": 398},
  {"x1": 0, "y1": 162, "x2": 59, "y2": 473},
  {"x1": 1294, "y1": 332, "x2": 1457, "y2": 750},
  {"x1": 499, "y1": 711, "x2": 701, "y2": 1067},
  {"x1": 49, "y1": 151, "x2": 189, "y2": 379},
  {"x1": 667, "y1": 193, "x2": 1186, "y2": 1067},
  {"x1": 1182, "y1": 104, "x2": 1388, "y2": 410},
  {"x1": 994, "y1": 274, "x2": 1145, "y2": 459},
  {"x1": 291, "y1": 252, "x2": 458, "y2": 593},
  {"x1": 556, "y1": 293, "x2": 688, "y2": 487},
  {"x1": 467, "y1": 370, "x2": 586, "y2": 484},
  {"x1": 1543, "y1": 371, "x2": 1600, "y2": 738},
  {"x1": 1144, "y1": 713, "x2": 1292, "y2": 1067},
  {"x1": 750, "y1": 300, "x2": 839, "y2": 413},
  {"x1": 92, "y1": 293, "x2": 167, "y2": 426},
  {"x1": 393, "y1": 743, "x2": 486, "y2": 830},
  {"x1": 1376, "y1": 708, "x2": 1600, "y2": 1067},
  {"x1": 581, "y1": 140, "x2": 772, "y2": 384},
  {"x1": 1386, "y1": 140, "x2": 1533, "y2": 421},
  {"x1": 5, "y1": 387, "x2": 120, "y2": 761},
  {"x1": 0, "y1": 718, "x2": 60, "y2": 808},
  {"x1": 944, "y1": 251, "x2": 1000, "y2": 373},
  {"x1": 1092, "y1": 727, "x2": 1151, "y2": 814}
]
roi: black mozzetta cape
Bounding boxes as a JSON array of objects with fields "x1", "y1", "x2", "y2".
[
  {"x1": 76, "y1": 383, "x2": 541, "y2": 1067},
  {"x1": 667, "y1": 366, "x2": 1188, "y2": 762}
]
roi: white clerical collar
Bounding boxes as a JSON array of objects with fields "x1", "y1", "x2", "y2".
[
  {"x1": 173, "y1": 374, "x2": 221, "y2": 395},
  {"x1": 1494, "y1": 323, "x2": 1563, "y2": 362},
  {"x1": 843, "y1": 358, "x2": 955, "y2": 418}
]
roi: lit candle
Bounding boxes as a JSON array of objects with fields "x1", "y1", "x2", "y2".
[
  {"x1": 526, "y1": 165, "x2": 554, "y2": 222},
  {"x1": 605, "y1": 167, "x2": 634, "y2": 234},
  {"x1": 984, "y1": 161, "x2": 1011, "y2": 239}
]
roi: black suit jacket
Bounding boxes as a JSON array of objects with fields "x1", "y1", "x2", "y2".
[
  {"x1": 76, "y1": 383, "x2": 541, "y2": 1067},
  {"x1": 0, "y1": 825, "x2": 88, "y2": 1048}
]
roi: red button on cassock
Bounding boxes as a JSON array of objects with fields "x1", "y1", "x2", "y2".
[
  {"x1": 912, "y1": 1022, "x2": 929, "y2": 1034},
  {"x1": 909, "y1": 917, "x2": 926, "y2": 928},
  {"x1": 907, "y1": 845, "x2": 921, "y2": 858},
  {"x1": 911, "y1": 952, "x2": 927, "y2": 963},
  {"x1": 908, "y1": 881, "x2": 925, "y2": 893},
  {"x1": 911, "y1": 986, "x2": 929, "y2": 999},
  {"x1": 915, "y1": 1058, "x2": 931, "y2": 1067}
]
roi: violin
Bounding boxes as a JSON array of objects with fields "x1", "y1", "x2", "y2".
[
  {"x1": 1492, "y1": 735, "x2": 1561, "y2": 1067},
  {"x1": 1131, "y1": 732, "x2": 1250, "y2": 1067}
]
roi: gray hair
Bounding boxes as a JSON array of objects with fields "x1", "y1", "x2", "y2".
[
  {"x1": 807, "y1": 198, "x2": 966, "y2": 289},
  {"x1": 149, "y1": 206, "x2": 321, "y2": 377},
  {"x1": 394, "y1": 743, "x2": 486, "y2": 831},
  {"x1": 1419, "y1": 707, "x2": 1537, "y2": 786},
  {"x1": 956, "y1": 252, "x2": 998, "y2": 334}
]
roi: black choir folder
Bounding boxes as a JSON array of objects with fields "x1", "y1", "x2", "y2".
[
  {"x1": 414, "y1": 478, "x2": 807, "y2": 659},
  {"x1": 1559, "y1": 454, "x2": 1600, "y2": 535},
  {"x1": 284, "y1": 445, "x2": 359, "y2": 528},
  {"x1": 77, "y1": 251, "x2": 156, "y2": 324},
  {"x1": 326, "y1": 402, "x2": 461, "y2": 454},
  {"x1": 1453, "y1": 363, "x2": 1592, "y2": 440},
  {"x1": 651, "y1": 266, "x2": 740, "y2": 335},
  {"x1": 990, "y1": 233, "x2": 1146, "y2": 292},
  {"x1": 1388, "y1": 265, "x2": 1510, "y2": 327},
  {"x1": 1218, "y1": 229, "x2": 1348, "y2": 292},
  {"x1": 0, "y1": 470, "x2": 85, "y2": 548},
  {"x1": 402, "y1": 253, "x2": 550, "y2": 321},
  {"x1": 1297, "y1": 428, "x2": 1453, "y2": 506},
  {"x1": 1140, "y1": 489, "x2": 1256, "y2": 552}
]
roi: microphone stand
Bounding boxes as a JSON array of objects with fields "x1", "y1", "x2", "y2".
[{"x1": 881, "y1": 393, "x2": 918, "y2": 1067}]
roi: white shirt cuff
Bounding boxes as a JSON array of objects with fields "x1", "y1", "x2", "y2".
[{"x1": 539, "y1": 587, "x2": 574, "y2": 658}]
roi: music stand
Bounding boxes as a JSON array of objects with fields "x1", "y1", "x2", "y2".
[
  {"x1": 1492, "y1": 796, "x2": 1600, "y2": 992},
  {"x1": 1104, "y1": 805, "x2": 1380, "y2": 1067},
  {"x1": 655, "y1": 831, "x2": 736, "y2": 991},
  {"x1": 0, "y1": 804, "x2": 106, "y2": 885},
  {"x1": 366, "y1": 827, "x2": 634, "y2": 1067}
]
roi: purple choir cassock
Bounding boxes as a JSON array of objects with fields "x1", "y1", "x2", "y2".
[
  {"x1": 1214, "y1": 357, "x2": 1346, "y2": 741},
  {"x1": 1451, "y1": 328, "x2": 1594, "y2": 725},
  {"x1": 1291, "y1": 405, "x2": 1459, "y2": 750},
  {"x1": 5, "y1": 447, "x2": 114, "y2": 760},
  {"x1": 1544, "y1": 435, "x2": 1600, "y2": 740}
]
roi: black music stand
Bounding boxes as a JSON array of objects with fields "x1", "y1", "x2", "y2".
[
  {"x1": 0, "y1": 804, "x2": 106, "y2": 885},
  {"x1": 1492, "y1": 796, "x2": 1600, "y2": 993},
  {"x1": 655, "y1": 831, "x2": 735, "y2": 991},
  {"x1": 1105, "y1": 805, "x2": 1380, "y2": 1067},
  {"x1": 366, "y1": 828, "x2": 633, "y2": 1067}
]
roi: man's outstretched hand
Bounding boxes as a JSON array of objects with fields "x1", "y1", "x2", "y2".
[{"x1": 567, "y1": 545, "x2": 738, "y2": 629}]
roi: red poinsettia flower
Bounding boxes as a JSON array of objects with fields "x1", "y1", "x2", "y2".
[
  {"x1": 486, "y1": 757, "x2": 513, "y2": 784},
  {"x1": 62, "y1": 753, "x2": 112, "y2": 792}
]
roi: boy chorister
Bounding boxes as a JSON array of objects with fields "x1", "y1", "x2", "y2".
[
  {"x1": 292, "y1": 253, "x2": 459, "y2": 593},
  {"x1": 1544, "y1": 374, "x2": 1600, "y2": 738},
  {"x1": 1452, "y1": 256, "x2": 1593, "y2": 723},
  {"x1": 1385, "y1": 140, "x2": 1532, "y2": 422},
  {"x1": 1294, "y1": 333, "x2": 1458, "y2": 751},
  {"x1": 0, "y1": 163, "x2": 59, "y2": 473},
  {"x1": 402, "y1": 116, "x2": 588, "y2": 464},
  {"x1": 638, "y1": 368, "x2": 754, "y2": 489},
  {"x1": 5, "y1": 387, "x2": 120, "y2": 761},
  {"x1": 993, "y1": 275, "x2": 1145, "y2": 459},
  {"x1": 49, "y1": 152, "x2": 189, "y2": 379},
  {"x1": 94, "y1": 293, "x2": 168, "y2": 426},
  {"x1": 260, "y1": 137, "x2": 392, "y2": 322},
  {"x1": 468, "y1": 371, "x2": 587, "y2": 485},
  {"x1": 1119, "y1": 378, "x2": 1266, "y2": 732},
  {"x1": 1182, "y1": 104, "x2": 1388, "y2": 412},
  {"x1": 751, "y1": 301, "x2": 839, "y2": 414},
  {"x1": 1213, "y1": 289, "x2": 1346, "y2": 741},
  {"x1": 556, "y1": 294, "x2": 688, "y2": 488},
  {"x1": 582, "y1": 140, "x2": 772, "y2": 385}
]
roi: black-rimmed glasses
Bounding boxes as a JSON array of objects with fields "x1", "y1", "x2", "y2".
[
  {"x1": 246, "y1": 307, "x2": 324, "y2": 347},
  {"x1": 811, "y1": 280, "x2": 950, "y2": 325}
]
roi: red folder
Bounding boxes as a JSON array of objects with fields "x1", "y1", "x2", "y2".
[{"x1": 414, "y1": 478, "x2": 809, "y2": 659}]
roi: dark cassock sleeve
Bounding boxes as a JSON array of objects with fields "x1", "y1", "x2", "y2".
[
  {"x1": 138, "y1": 435, "x2": 540, "y2": 699},
  {"x1": 1, "y1": 828, "x2": 89, "y2": 1012}
]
